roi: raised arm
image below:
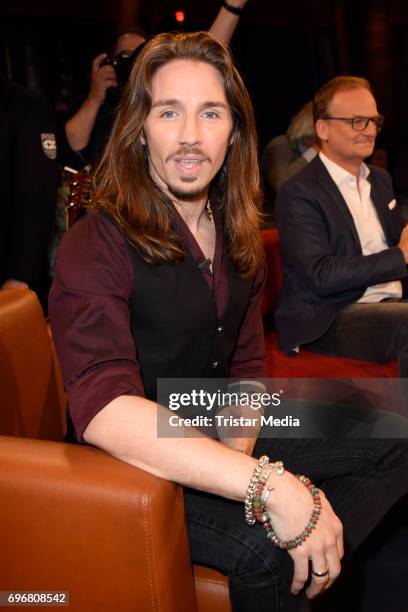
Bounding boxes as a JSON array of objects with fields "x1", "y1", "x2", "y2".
[
  {"x1": 65, "y1": 53, "x2": 117, "y2": 152},
  {"x1": 209, "y1": 0, "x2": 249, "y2": 45}
]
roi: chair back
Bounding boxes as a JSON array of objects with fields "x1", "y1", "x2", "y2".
[{"x1": 0, "y1": 288, "x2": 66, "y2": 440}]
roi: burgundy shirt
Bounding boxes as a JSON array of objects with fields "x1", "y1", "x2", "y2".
[{"x1": 49, "y1": 207, "x2": 267, "y2": 440}]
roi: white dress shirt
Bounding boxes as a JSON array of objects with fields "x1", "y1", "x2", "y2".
[{"x1": 319, "y1": 151, "x2": 402, "y2": 302}]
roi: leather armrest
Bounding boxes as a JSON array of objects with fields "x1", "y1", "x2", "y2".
[
  {"x1": 0, "y1": 436, "x2": 197, "y2": 612},
  {"x1": 194, "y1": 566, "x2": 231, "y2": 612}
]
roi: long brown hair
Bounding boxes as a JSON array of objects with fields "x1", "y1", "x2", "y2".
[{"x1": 92, "y1": 31, "x2": 264, "y2": 277}]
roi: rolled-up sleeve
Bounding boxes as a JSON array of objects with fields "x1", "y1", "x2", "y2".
[
  {"x1": 229, "y1": 262, "x2": 267, "y2": 380},
  {"x1": 49, "y1": 211, "x2": 144, "y2": 441}
]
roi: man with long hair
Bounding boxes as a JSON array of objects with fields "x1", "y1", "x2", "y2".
[
  {"x1": 59, "y1": 0, "x2": 251, "y2": 169},
  {"x1": 50, "y1": 34, "x2": 408, "y2": 611}
]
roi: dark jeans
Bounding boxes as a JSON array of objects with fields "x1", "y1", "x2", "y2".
[
  {"x1": 184, "y1": 434, "x2": 408, "y2": 612},
  {"x1": 305, "y1": 300, "x2": 408, "y2": 377}
]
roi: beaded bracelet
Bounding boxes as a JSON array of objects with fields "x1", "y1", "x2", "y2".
[
  {"x1": 253, "y1": 475, "x2": 322, "y2": 550},
  {"x1": 244, "y1": 455, "x2": 269, "y2": 525},
  {"x1": 244, "y1": 457, "x2": 285, "y2": 526}
]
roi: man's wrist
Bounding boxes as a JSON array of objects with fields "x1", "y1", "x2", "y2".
[
  {"x1": 226, "y1": 0, "x2": 248, "y2": 6},
  {"x1": 222, "y1": 0, "x2": 247, "y2": 14},
  {"x1": 264, "y1": 471, "x2": 301, "y2": 518},
  {"x1": 86, "y1": 95, "x2": 103, "y2": 109}
]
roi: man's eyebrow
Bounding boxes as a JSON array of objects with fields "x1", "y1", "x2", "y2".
[
  {"x1": 151, "y1": 98, "x2": 180, "y2": 109},
  {"x1": 199, "y1": 101, "x2": 228, "y2": 110},
  {"x1": 151, "y1": 99, "x2": 228, "y2": 110}
]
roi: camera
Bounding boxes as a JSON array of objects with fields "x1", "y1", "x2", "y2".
[{"x1": 100, "y1": 50, "x2": 134, "y2": 88}]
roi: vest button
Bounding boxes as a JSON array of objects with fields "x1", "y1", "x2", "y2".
[
  {"x1": 211, "y1": 361, "x2": 219, "y2": 368},
  {"x1": 217, "y1": 326, "x2": 223, "y2": 332}
]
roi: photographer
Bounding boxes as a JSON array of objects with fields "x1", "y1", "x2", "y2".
[
  {"x1": 58, "y1": 1, "x2": 249, "y2": 169},
  {"x1": 63, "y1": 29, "x2": 145, "y2": 157},
  {"x1": 57, "y1": 28, "x2": 146, "y2": 169}
]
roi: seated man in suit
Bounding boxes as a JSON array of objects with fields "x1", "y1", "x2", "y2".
[{"x1": 276, "y1": 75, "x2": 408, "y2": 379}]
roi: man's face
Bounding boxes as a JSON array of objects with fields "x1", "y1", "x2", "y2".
[
  {"x1": 316, "y1": 88, "x2": 379, "y2": 166},
  {"x1": 143, "y1": 59, "x2": 233, "y2": 202}
]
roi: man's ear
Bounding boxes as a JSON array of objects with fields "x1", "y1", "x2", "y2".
[{"x1": 315, "y1": 119, "x2": 328, "y2": 141}]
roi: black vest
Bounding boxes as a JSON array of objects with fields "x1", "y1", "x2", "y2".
[
  {"x1": 127, "y1": 244, "x2": 254, "y2": 401},
  {"x1": 65, "y1": 219, "x2": 254, "y2": 443}
]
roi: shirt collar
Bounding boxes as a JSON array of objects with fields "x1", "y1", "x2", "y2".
[{"x1": 319, "y1": 151, "x2": 370, "y2": 186}]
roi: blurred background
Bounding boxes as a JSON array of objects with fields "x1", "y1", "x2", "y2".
[{"x1": 2, "y1": 0, "x2": 408, "y2": 188}]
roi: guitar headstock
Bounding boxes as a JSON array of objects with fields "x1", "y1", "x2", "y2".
[{"x1": 64, "y1": 164, "x2": 93, "y2": 228}]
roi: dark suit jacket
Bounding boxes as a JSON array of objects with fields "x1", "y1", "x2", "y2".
[{"x1": 275, "y1": 155, "x2": 408, "y2": 353}]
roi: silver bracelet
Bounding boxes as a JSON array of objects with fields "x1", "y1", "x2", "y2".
[
  {"x1": 244, "y1": 455, "x2": 269, "y2": 526},
  {"x1": 261, "y1": 485, "x2": 274, "y2": 505},
  {"x1": 260, "y1": 461, "x2": 285, "y2": 505},
  {"x1": 271, "y1": 460, "x2": 285, "y2": 476},
  {"x1": 245, "y1": 459, "x2": 285, "y2": 525}
]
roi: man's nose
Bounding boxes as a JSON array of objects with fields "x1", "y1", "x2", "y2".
[{"x1": 179, "y1": 115, "x2": 202, "y2": 146}]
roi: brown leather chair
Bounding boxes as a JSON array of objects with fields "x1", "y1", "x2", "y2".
[{"x1": 0, "y1": 288, "x2": 231, "y2": 612}]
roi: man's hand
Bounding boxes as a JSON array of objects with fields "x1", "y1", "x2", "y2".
[
  {"x1": 398, "y1": 224, "x2": 408, "y2": 264},
  {"x1": 265, "y1": 472, "x2": 343, "y2": 599},
  {"x1": 2, "y1": 279, "x2": 29, "y2": 290},
  {"x1": 88, "y1": 53, "x2": 118, "y2": 106}
]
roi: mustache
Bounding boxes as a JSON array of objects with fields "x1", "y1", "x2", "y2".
[{"x1": 166, "y1": 146, "x2": 212, "y2": 163}]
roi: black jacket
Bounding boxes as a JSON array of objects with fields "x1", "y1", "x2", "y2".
[{"x1": 0, "y1": 80, "x2": 58, "y2": 291}]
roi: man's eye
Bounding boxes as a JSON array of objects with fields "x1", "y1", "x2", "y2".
[
  {"x1": 161, "y1": 111, "x2": 177, "y2": 119},
  {"x1": 203, "y1": 111, "x2": 218, "y2": 119}
]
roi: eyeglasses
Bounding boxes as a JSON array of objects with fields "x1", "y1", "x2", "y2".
[{"x1": 321, "y1": 115, "x2": 384, "y2": 132}]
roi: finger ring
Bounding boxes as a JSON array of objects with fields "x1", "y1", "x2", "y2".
[{"x1": 311, "y1": 568, "x2": 329, "y2": 578}]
